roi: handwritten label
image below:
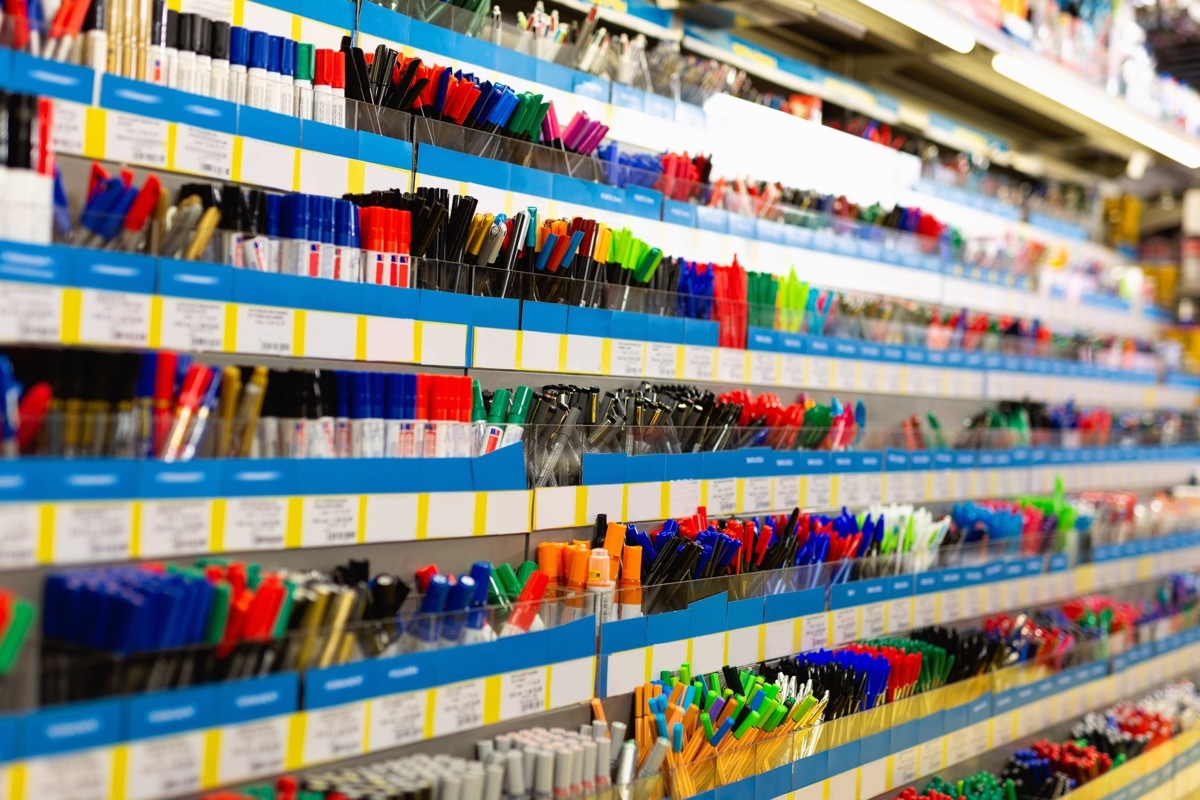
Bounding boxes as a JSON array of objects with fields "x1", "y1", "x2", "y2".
[
  {"x1": 79, "y1": 290, "x2": 152, "y2": 347},
  {"x1": 236, "y1": 305, "x2": 294, "y2": 355},
  {"x1": 126, "y1": 732, "x2": 204, "y2": 800},
  {"x1": 706, "y1": 478, "x2": 737, "y2": 515},
  {"x1": 0, "y1": 281, "x2": 63, "y2": 343},
  {"x1": 217, "y1": 717, "x2": 289, "y2": 784},
  {"x1": 55, "y1": 503, "x2": 133, "y2": 563},
  {"x1": 500, "y1": 669, "x2": 547, "y2": 720},
  {"x1": 0, "y1": 503, "x2": 38, "y2": 568},
  {"x1": 368, "y1": 692, "x2": 426, "y2": 751},
  {"x1": 139, "y1": 500, "x2": 212, "y2": 558},
  {"x1": 300, "y1": 496, "x2": 358, "y2": 548},
  {"x1": 106, "y1": 112, "x2": 168, "y2": 167},
  {"x1": 222, "y1": 497, "x2": 288, "y2": 551},
  {"x1": 807, "y1": 474, "x2": 832, "y2": 509},
  {"x1": 799, "y1": 613, "x2": 829, "y2": 652},
  {"x1": 743, "y1": 477, "x2": 772, "y2": 511},
  {"x1": 433, "y1": 680, "x2": 485, "y2": 736},
  {"x1": 831, "y1": 606, "x2": 859, "y2": 645},
  {"x1": 681, "y1": 346, "x2": 715, "y2": 381},
  {"x1": 24, "y1": 748, "x2": 114, "y2": 800},
  {"x1": 645, "y1": 342, "x2": 678, "y2": 378},
  {"x1": 610, "y1": 339, "x2": 644, "y2": 377},
  {"x1": 302, "y1": 703, "x2": 367, "y2": 764},
  {"x1": 174, "y1": 124, "x2": 234, "y2": 180},
  {"x1": 159, "y1": 297, "x2": 226, "y2": 351}
]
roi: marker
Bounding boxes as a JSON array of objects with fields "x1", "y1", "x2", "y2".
[
  {"x1": 498, "y1": 385, "x2": 532, "y2": 449},
  {"x1": 173, "y1": 13, "x2": 195, "y2": 94},
  {"x1": 246, "y1": 30, "x2": 269, "y2": 110},
  {"x1": 227, "y1": 25, "x2": 249, "y2": 104},
  {"x1": 481, "y1": 387, "x2": 510, "y2": 455},
  {"x1": 293, "y1": 42, "x2": 314, "y2": 119},
  {"x1": 208, "y1": 21, "x2": 230, "y2": 101},
  {"x1": 278, "y1": 37, "x2": 296, "y2": 117}
]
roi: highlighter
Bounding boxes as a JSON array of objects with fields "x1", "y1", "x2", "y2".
[{"x1": 500, "y1": 571, "x2": 548, "y2": 637}]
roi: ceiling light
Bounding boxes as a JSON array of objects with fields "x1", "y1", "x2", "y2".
[
  {"x1": 856, "y1": 0, "x2": 975, "y2": 53},
  {"x1": 992, "y1": 53, "x2": 1200, "y2": 168}
]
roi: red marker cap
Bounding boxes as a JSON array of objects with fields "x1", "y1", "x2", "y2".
[
  {"x1": 415, "y1": 373, "x2": 430, "y2": 421},
  {"x1": 330, "y1": 50, "x2": 345, "y2": 90},
  {"x1": 123, "y1": 175, "x2": 161, "y2": 233},
  {"x1": 314, "y1": 49, "x2": 329, "y2": 87},
  {"x1": 505, "y1": 570, "x2": 548, "y2": 634},
  {"x1": 415, "y1": 564, "x2": 438, "y2": 592}
]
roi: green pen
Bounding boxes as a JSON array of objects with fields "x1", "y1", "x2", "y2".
[
  {"x1": 497, "y1": 386, "x2": 532, "y2": 450},
  {"x1": 516, "y1": 560, "x2": 537, "y2": 588},
  {"x1": 0, "y1": 598, "x2": 35, "y2": 676},
  {"x1": 495, "y1": 563, "x2": 521, "y2": 601},
  {"x1": 205, "y1": 580, "x2": 232, "y2": 646},
  {"x1": 701, "y1": 710, "x2": 714, "y2": 740},
  {"x1": 470, "y1": 379, "x2": 487, "y2": 456}
]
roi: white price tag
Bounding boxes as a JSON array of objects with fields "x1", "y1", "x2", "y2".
[
  {"x1": 918, "y1": 738, "x2": 944, "y2": 776},
  {"x1": 55, "y1": 503, "x2": 133, "y2": 563},
  {"x1": 967, "y1": 721, "x2": 988, "y2": 758},
  {"x1": 222, "y1": 497, "x2": 289, "y2": 551},
  {"x1": 126, "y1": 733, "x2": 204, "y2": 800},
  {"x1": 302, "y1": 703, "x2": 367, "y2": 764},
  {"x1": 681, "y1": 345, "x2": 715, "y2": 381},
  {"x1": 914, "y1": 593, "x2": 937, "y2": 627},
  {"x1": 839, "y1": 473, "x2": 867, "y2": 508},
  {"x1": 831, "y1": 357, "x2": 856, "y2": 390},
  {"x1": 743, "y1": 477, "x2": 772, "y2": 511},
  {"x1": 886, "y1": 597, "x2": 912, "y2": 634},
  {"x1": 368, "y1": 692, "x2": 427, "y2": 751},
  {"x1": 0, "y1": 503, "x2": 39, "y2": 568},
  {"x1": 174, "y1": 124, "x2": 234, "y2": 180},
  {"x1": 51, "y1": 100, "x2": 87, "y2": 155},
  {"x1": 962, "y1": 587, "x2": 983, "y2": 620},
  {"x1": 236, "y1": 305, "x2": 294, "y2": 355},
  {"x1": 749, "y1": 351, "x2": 778, "y2": 385},
  {"x1": 807, "y1": 474, "x2": 832, "y2": 509},
  {"x1": 79, "y1": 289, "x2": 152, "y2": 347},
  {"x1": 706, "y1": 478, "x2": 737, "y2": 515},
  {"x1": 831, "y1": 606, "x2": 859, "y2": 645},
  {"x1": 610, "y1": 339, "x2": 645, "y2": 377},
  {"x1": 138, "y1": 500, "x2": 213, "y2": 558},
  {"x1": 774, "y1": 476, "x2": 800, "y2": 511},
  {"x1": 645, "y1": 341, "x2": 678, "y2": 378},
  {"x1": 24, "y1": 749, "x2": 114, "y2": 800},
  {"x1": 892, "y1": 748, "x2": 918, "y2": 787},
  {"x1": 931, "y1": 470, "x2": 952, "y2": 501},
  {"x1": 0, "y1": 281, "x2": 63, "y2": 343},
  {"x1": 500, "y1": 668, "x2": 548, "y2": 720},
  {"x1": 780, "y1": 354, "x2": 805, "y2": 387},
  {"x1": 159, "y1": 297, "x2": 226, "y2": 351},
  {"x1": 564, "y1": 335, "x2": 601, "y2": 375},
  {"x1": 106, "y1": 112, "x2": 168, "y2": 167},
  {"x1": 716, "y1": 348, "x2": 746, "y2": 382},
  {"x1": 668, "y1": 480, "x2": 701, "y2": 518},
  {"x1": 433, "y1": 681, "x2": 486, "y2": 736},
  {"x1": 879, "y1": 363, "x2": 902, "y2": 394},
  {"x1": 861, "y1": 602, "x2": 885, "y2": 638},
  {"x1": 946, "y1": 733, "x2": 971, "y2": 770},
  {"x1": 217, "y1": 717, "x2": 289, "y2": 784},
  {"x1": 300, "y1": 496, "x2": 360, "y2": 548},
  {"x1": 304, "y1": 311, "x2": 357, "y2": 361},
  {"x1": 799, "y1": 613, "x2": 829, "y2": 652}
]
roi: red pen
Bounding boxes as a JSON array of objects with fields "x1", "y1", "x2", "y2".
[
  {"x1": 151, "y1": 351, "x2": 178, "y2": 456},
  {"x1": 499, "y1": 571, "x2": 549, "y2": 637},
  {"x1": 112, "y1": 174, "x2": 160, "y2": 252},
  {"x1": 161, "y1": 364, "x2": 212, "y2": 461}
]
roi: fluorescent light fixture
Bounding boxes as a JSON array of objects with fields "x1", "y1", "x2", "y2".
[
  {"x1": 993, "y1": 52, "x2": 1200, "y2": 169},
  {"x1": 856, "y1": 0, "x2": 975, "y2": 53}
]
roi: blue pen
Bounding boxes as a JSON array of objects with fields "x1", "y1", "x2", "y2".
[
  {"x1": 0, "y1": 356, "x2": 17, "y2": 458},
  {"x1": 465, "y1": 562, "x2": 494, "y2": 642},
  {"x1": 178, "y1": 367, "x2": 222, "y2": 461},
  {"x1": 439, "y1": 575, "x2": 476, "y2": 644},
  {"x1": 409, "y1": 574, "x2": 451, "y2": 651},
  {"x1": 536, "y1": 234, "x2": 558, "y2": 271}
]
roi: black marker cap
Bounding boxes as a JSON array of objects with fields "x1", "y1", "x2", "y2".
[
  {"x1": 7, "y1": 94, "x2": 34, "y2": 170},
  {"x1": 84, "y1": 0, "x2": 107, "y2": 33},
  {"x1": 164, "y1": 9, "x2": 179, "y2": 49},
  {"x1": 193, "y1": 16, "x2": 211, "y2": 57},
  {"x1": 176, "y1": 13, "x2": 194, "y2": 55},
  {"x1": 148, "y1": 0, "x2": 164, "y2": 44},
  {"x1": 210, "y1": 21, "x2": 230, "y2": 60},
  {"x1": 217, "y1": 184, "x2": 244, "y2": 232}
]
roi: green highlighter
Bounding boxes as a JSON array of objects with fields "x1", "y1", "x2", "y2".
[{"x1": 0, "y1": 598, "x2": 35, "y2": 676}]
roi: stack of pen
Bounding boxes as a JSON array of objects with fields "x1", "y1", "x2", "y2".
[
  {"x1": 409, "y1": 560, "x2": 554, "y2": 643},
  {"x1": 40, "y1": 557, "x2": 410, "y2": 704}
]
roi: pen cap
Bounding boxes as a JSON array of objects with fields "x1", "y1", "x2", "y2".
[
  {"x1": 486, "y1": 388, "x2": 510, "y2": 425},
  {"x1": 331, "y1": 50, "x2": 346, "y2": 89},
  {"x1": 210, "y1": 21, "x2": 230, "y2": 60},
  {"x1": 217, "y1": 184, "x2": 244, "y2": 232},
  {"x1": 176, "y1": 14, "x2": 195, "y2": 57},
  {"x1": 285, "y1": 193, "x2": 310, "y2": 240},
  {"x1": 163, "y1": 9, "x2": 180, "y2": 49},
  {"x1": 396, "y1": 209, "x2": 411, "y2": 252},
  {"x1": 265, "y1": 193, "x2": 281, "y2": 237},
  {"x1": 248, "y1": 31, "x2": 269, "y2": 70},
  {"x1": 620, "y1": 545, "x2": 641, "y2": 581},
  {"x1": 504, "y1": 385, "x2": 531, "y2": 425},
  {"x1": 313, "y1": 49, "x2": 329, "y2": 87},
  {"x1": 383, "y1": 373, "x2": 402, "y2": 420},
  {"x1": 266, "y1": 35, "x2": 282, "y2": 74},
  {"x1": 85, "y1": 0, "x2": 109, "y2": 33},
  {"x1": 229, "y1": 26, "x2": 249, "y2": 66},
  {"x1": 314, "y1": 196, "x2": 335, "y2": 244},
  {"x1": 587, "y1": 548, "x2": 612, "y2": 587},
  {"x1": 295, "y1": 42, "x2": 314, "y2": 82},
  {"x1": 146, "y1": 0, "x2": 164, "y2": 43},
  {"x1": 192, "y1": 16, "x2": 211, "y2": 57},
  {"x1": 280, "y1": 38, "x2": 296, "y2": 78},
  {"x1": 334, "y1": 199, "x2": 357, "y2": 247}
]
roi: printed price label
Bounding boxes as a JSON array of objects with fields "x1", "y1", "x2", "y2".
[
  {"x1": 861, "y1": 602, "x2": 885, "y2": 638},
  {"x1": 217, "y1": 717, "x2": 289, "y2": 784},
  {"x1": 886, "y1": 597, "x2": 911, "y2": 634},
  {"x1": 892, "y1": 748, "x2": 918, "y2": 787},
  {"x1": 159, "y1": 297, "x2": 226, "y2": 351},
  {"x1": 368, "y1": 692, "x2": 427, "y2": 751},
  {"x1": 302, "y1": 703, "x2": 367, "y2": 764},
  {"x1": 610, "y1": 339, "x2": 645, "y2": 377},
  {"x1": 839, "y1": 473, "x2": 866, "y2": 508},
  {"x1": 807, "y1": 356, "x2": 831, "y2": 389},
  {"x1": 715, "y1": 348, "x2": 745, "y2": 383},
  {"x1": 79, "y1": 290, "x2": 152, "y2": 347},
  {"x1": 106, "y1": 112, "x2": 169, "y2": 167},
  {"x1": 500, "y1": 669, "x2": 547, "y2": 720},
  {"x1": 879, "y1": 363, "x2": 902, "y2": 394},
  {"x1": 962, "y1": 587, "x2": 983, "y2": 620},
  {"x1": 774, "y1": 477, "x2": 800, "y2": 512},
  {"x1": 946, "y1": 729, "x2": 971, "y2": 767},
  {"x1": 807, "y1": 474, "x2": 832, "y2": 509},
  {"x1": 799, "y1": 613, "x2": 829, "y2": 652},
  {"x1": 236, "y1": 305, "x2": 294, "y2": 355},
  {"x1": 931, "y1": 470, "x2": 952, "y2": 500},
  {"x1": 831, "y1": 606, "x2": 859, "y2": 646},
  {"x1": 645, "y1": 342, "x2": 679, "y2": 378},
  {"x1": 433, "y1": 680, "x2": 485, "y2": 736},
  {"x1": 139, "y1": 500, "x2": 213, "y2": 558},
  {"x1": 0, "y1": 503, "x2": 39, "y2": 568},
  {"x1": 23, "y1": 748, "x2": 115, "y2": 800},
  {"x1": 743, "y1": 477, "x2": 772, "y2": 511},
  {"x1": 749, "y1": 351, "x2": 777, "y2": 385},
  {"x1": 126, "y1": 732, "x2": 204, "y2": 800},
  {"x1": 831, "y1": 357, "x2": 856, "y2": 390},
  {"x1": 918, "y1": 737, "x2": 944, "y2": 777},
  {"x1": 0, "y1": 281, "x2": 63, "y2": 343},
  {"x1": 51, "y1": 100, "x2": 87, "y2": 155},
  {"x1": 668, "y1": 480, "x2": 701, "y2": 518},
  {"x1": 914, "y1": 593, "x2": 937, "y2": 627},
  {"x1": 55, "y1": 503, "x2": 134, "y2": 563},
  {"x1": 174, "y1": 124, "x2": 234, "y2": 180},
  {"x1": 780, "y1": 354, "x2": 805, "y2": 387},
  {"x1": 222, "y1": 497, "x2": 288, "y2": 551},
  {"x1": 967, "y1": 721, "x2": 988, "y2": 758},
  {"x1": 681, "y1": 346, "x2": 715, "y2": 381},
  {"x1": 300, "y1": 496, "x2": 359, "y2": 548},
  {"x1": 706, "y1": 478, "x2": 737, "y2": 515}
]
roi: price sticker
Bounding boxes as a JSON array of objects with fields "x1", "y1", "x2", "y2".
[
  {"x1": 807, "y1": 474, "x2": 832, "y2": 509},
  {"x1": 879, "y1": 363, "x2": 902, "y2": 394},
  {"x1": 433, "y1": 680, "x2": 486, "y2": 737},
  {"x1": 222, "y1": 497, "x2": 289, "y2": 551},
  {"x1": 892, "y1": 748, "x2": 918, "y2": 787},
  {"x1": 563, "y1": 335, "x2": 601, "y2": 375},
  {"x1": 860, "y1": 759, "x2": 886, "y2": 800},
  {"x1": 0, "y1": 503, "x2": 39, "y2": 568},
  {"x1": 236, "y1": 305, "x2": 294, "y2": 356},
  {"x1": 668, "y1": 480, "x2": 701, "y2": 518},
  {"x1": 217, "y1": 717, "x2": 289, "y2": 784},
  {"x1": 106, "y1": 112, "x2": 169, "y2": 167},
  {"x1": 839, "y1": 472, "x2": 866, "y2": 508},
  {"x1": 967, "y1": 721, "x2": 988, "y2": 758},
  {"x1": 681, "y1": 346, "x2": 715, "y2": 381},
  {"x1": 174, "y1": 124, "x2": 234, "y2": 180},
  {"x1": 886, "y1": 597, "x2": 912, "y2": 634},
  {"x1": 55, "y1": 503, "x2": 134, "y2": 563},
  {"x1": 715, "y1": 348, "x2": 746, "y2": 383},
  {"x1": 79, "y1": 290, "x2": 152, "y2": 347},
  {"x1": 799, "y1": 613, "x2": 829, "y2": 652},
  {"x1": 368, "y1": 692, "x2": 427, "y2": 751},
  {"x1": 645, "y1": 342, "x2": 679, "y2": 378},
  {"x1": 831, "y1": 606, "x2": 859, "y2": 645},
  {"x1": 749, "y1": 351, "x2": 777, "y2": 385},
  {"x1": 126, "y1": 732, "x2": 205, "y2": 800},
  {"x1": 807, "y1": 356, "x2": 831, "y2": 389},
  {"x1": 610, "y1": 339, "x2": 645, "y2": 377},
  {"x1": 962, "y1": 587, "x2": 983, "y2": 620},
  {"x1": 302, "y1": 703, "x2": 367, "y2": 764},
  {"x1": 499, "y1": 668, "x2": 548, "y2": 720},
  {"x1": 946, "y1": 733, "x2": 971, "y2": 770},
  {"x1": 862, "y1": 472, "x2": 883, "y2": 505},
  {"x1": 831, "y1": 357, "x2": 856, "y2": 390},
  {"x1": 706, "y1": 478, "x2": 737, "y2": 515},
  {"x1": 774, "y1": 477, "x2": 800, "y2": 512},
  {"x1": 861, "y1": 602, "x2": 885, "y2": 638},
  {"x1": 138, "y1": 500, "x2": 213, "y2": 558},
  {"x1": 23, "y1": 748, "x2": 115, "y2": 800},
  {"x1": 780, "y1": 354, "x2": 805, "y2": 387},
  {"x1": 918, "y1": 737, "x2": 944, "y2": 777},
  {"x1": 300, "y1": 496, "x2": 359, "y2": 548},
  {"x1": 914, "y1": 593, "x2": 937, "y2": 627},
  {"x1": 931, "y1": 470, "x2": 952, "y2": 501},
  {"x1": 51, "y1": 100, "x2": 87, "y2": 155},
  {"x1": 158, "y1": 297, "x2": 226, "y2": 351},
  {"x1": 0, "y1": 281, "x2": 63, "y2": 343},
  {"x1": 742, "y1": 477, "x2": 772, "y2": 511}
]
